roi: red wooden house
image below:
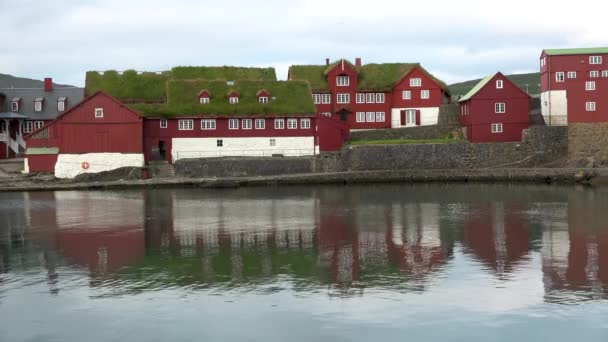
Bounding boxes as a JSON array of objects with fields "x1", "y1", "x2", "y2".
[
  {"x1": 288, "y1": 58, "x2": 450, "y2": 130},
  {"x1": 540, "y1": 47, "x2": 608, "y2": 125},
  {"x1": 459, "y1": 72, "x2": 530, "y2": 143}
]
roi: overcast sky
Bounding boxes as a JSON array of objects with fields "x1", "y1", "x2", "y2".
[{"x1": 2, "y1": 0, "x2": 607, "y2": 86}]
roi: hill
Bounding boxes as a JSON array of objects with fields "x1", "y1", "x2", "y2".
[
  {"x1": 449, "y1": 72, "x2": 540, "y2": 96},
  {"x1": 0, "y1": 73, "x2": 73, "y2": 88}
]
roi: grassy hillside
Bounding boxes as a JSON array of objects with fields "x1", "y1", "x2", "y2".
[
  {"x1": 0, "y1": 73, "x2": 73, "y2": 88},
  {"x1": 449, "y1": 72, "x2": 540, "y2": 96}
]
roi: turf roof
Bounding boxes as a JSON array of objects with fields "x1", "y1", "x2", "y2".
[{"x1": 544, "y1": 47, "x2": 608, "y2": 56}]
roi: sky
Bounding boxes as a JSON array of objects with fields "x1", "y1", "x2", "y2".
[{"x1": 1, "y1": 0, "x2": 607, "y2": 86}]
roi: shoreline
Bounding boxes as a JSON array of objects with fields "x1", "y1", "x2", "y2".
[{"x1": 1, "y1": 168, "x2": 607, "y2": 192}]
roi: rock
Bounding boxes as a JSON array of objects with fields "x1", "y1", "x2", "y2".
[{"x1": 73, "y1": 167, "x2": 142, "y2": 183}]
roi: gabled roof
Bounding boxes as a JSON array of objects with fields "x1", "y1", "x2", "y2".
[
  {"x1": 459, "y1": 74, "x2": 495, "y2": 102},
  {"x1": 256, "y1": 89, "x2": 270, "y2": 97},
  {"x1": 198, "y1": 90, "x2": 210, "y2": 97},
  {"x1": 543, "y1": 47, "x2": 608, "y2": 56},
  {"x1": 0, "y1": 87, "x2": 84, "y2": 120}
]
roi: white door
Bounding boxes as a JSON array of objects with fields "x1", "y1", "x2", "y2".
[{"x1": 406, "y1": 109, "x2": 416, "y2": 126}]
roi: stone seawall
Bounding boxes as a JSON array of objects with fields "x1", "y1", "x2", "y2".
[{"x1": 568, "y1": 123, "x2": 608, "y2": 167}]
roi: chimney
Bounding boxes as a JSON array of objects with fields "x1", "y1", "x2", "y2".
[
  {"x1": 325, "y1": 58, "x2": 330, "y2": 66},
  {"x1": 355, "y1": 57, "x2": 362, "y2": 67},
  {"x1": 44, "y1": 78, "x2": 53, "y2": 92}
]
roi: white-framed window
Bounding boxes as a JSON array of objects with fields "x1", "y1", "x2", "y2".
[
  {"x1": 228, "y1": 118, "x2": 239, "y2": 129},
  {"x1": 366, "y1": 112, "x2": 375, "y2": 122},
  {"x1": 34, "y1": 99, "x2": 43, "y2": 112},
  {"x1": 375, "y1": 93, "x2": 385, "y2": 103},
  {"x1": 201, "y1": 119, "x2": 216, "y2": 130},
  {"x1": 491, "y1": 123, "x2": 503, "y2": 133},
  {"x1": 337, "y1": 93, "x2": 350, "y2": 104},
  {"x1": 57, "y1": 100, "x2": 66, "y2": 111},
  {"x1": 356, "y1": 93, "x2": 365, "y2": 103},
  {"x1": 603, "y1": 70, "x2": 608, "y2": 77},
  {"x1": 23, "y1": 121, "x2": 33, "y2": 133},
  {"x1": 274, "y1": 118, "x2": 284, "y2": 129},
  {"x1": 269, "y1": 138, "x2": 276, "y2": 146},
  {"x1": 229, "y1": 96, "x2": 239, "y2": 104},
  {"x1": 586, "y1": 102, "x2": 596, "y2": 111},
  {"x1": 95, "y1": 108, "x2": 104, "y2": 118},
  {"x1": 178, "y1": 119, "x2": 193, "y2": 130},
  {"x1": 10, "y1": 101, "x2": 19, "y2": 111},
  {"x1": 300, "y1": 118, "x2": 311, "y2": 129},
  {"x1": 313, "y1": 94, "x2": 321, "y2": 104},
  {"x1": 217, "y1": 139, "x2": 223, "y2": 147},
  {"x1": 586, "y1": 81, "x2": 596, "y2": 91},
  {"x1": 34, "y1": 121, "x2": 44, "y2": 130},
  {"x1": 402, "y1": 90, "x2": 411, "y2": 100},
  {"x1": 365, "y1": 93, "x2": 375, "y2": 103},
  {"x1": 321, "y1": 112, "x2": 332, "y2": 117},
  {"x1": 555, "y1": 72, "x2": 565, "y2": 82},
  {"x1": 356, "y1": 112, "x2": 365, "y2": 122},
  {"x1": 495, "y1": 103, "x2": 506, "y2": 113},
  {"x1": 405, "y1": 109, "x2": 416, "y2": 126},
  {"x1": 322, "y1": 93, "x2": 331, "y2": 104},
  {"x1": 376, "y1": 112, "x2": 385, "y2": 122},
  {"x1": 590, "y1": 56, "x2": 603, "y2": 65},
  {"x1": 160, "y1": 119, "x2": 168, "y2": 128},
  {"x1": 541, "y1": 57, "x2": 546, "y2": 67},
  {"x1": 255, "y1": 118, "x2": 265, "y2": 129},
  {"x1": 410, "y1": 78, "x2": 422, "y2": 87},
  {"x1": 259, "y1": 96, "x2": 269, "y2": 104},
  {"x1": 590, "y1": 71, "x2": 599, "y2": 78},
  {"x1": 496, "y1": 80, "x2": 503, "y2": 89},
  {"x1": 421, "y1": 90, "x2": 430, "y2": 99},
  {"x1": 337, "y1": 75, "x2": 350, "y2": 86},
  {"x1": 287, "y1": 118, "x2": 298, "y2": 129},
  {"x1": 200, "y1": 97, "x2": 209, "y2": 104},
  {"x1": 242, "y1": 119, "x2": 252, "y2": 129},
  {"x1": 567, "y1": 71, "x2": 577, "y2": 79}
]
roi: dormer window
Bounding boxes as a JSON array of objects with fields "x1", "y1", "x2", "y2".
[
  {"x1": 229, "y1": 97, "x2": 239, "y2": 104},
  {"x1": 257, "y1": 89, "x2": 270, "y2": 104},
  {"x1": 10, "y1": 97, "x2": 20, "y2": 111},
  {"x1": 199, "y1": 90, "x2": 210, "y2": 104},
  {"x1": 259, "y1": 96, "x2": 268, "y2": 104},
  {"x1": 200, "y1": 97, "x2": 209, "y2": 104},
  {"x1": 57, "y1": 97, "x2": 66, "y2": 111},
  {"x1": 337, "y1": 75, "x2": 350, "y2": 86},
  {"x1": 34, "y1": 97, "x2": 44, "y2": 112}
]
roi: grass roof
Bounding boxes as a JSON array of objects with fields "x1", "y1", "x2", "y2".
[
  {"x1": 171, "y1": 66, "x2": 276, "y2": 81},
  {"x1": 129, "y1": 80, "x2": 315, "y2": 117},
  {"x1": 288, "y1": 65, "x2": 329, "y2": 91}
]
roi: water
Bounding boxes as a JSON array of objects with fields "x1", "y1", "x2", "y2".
[{"x1": 1, "y1": 184, "x2": 608, "y2": 342}]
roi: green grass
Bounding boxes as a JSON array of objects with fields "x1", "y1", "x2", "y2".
[
  {"x1": 450, "y1": 72, "x2": 540, "y2": 96},
  {"x1": 171, "y1": 66, "x2": 276, "y2": 81},
  {"x1": 85, "y1": 70, "x2": 169, "y2": 102},
  {"x1": 349, "y1": 138, "x2": 458, "y2": 146}
]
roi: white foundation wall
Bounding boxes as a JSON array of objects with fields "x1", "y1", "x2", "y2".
[
  {"x1": 541, "y1": 91, "x2": 568, "y2": 126},
  {"x1": 172, "y1": 136, "x2": 315, "y2": 161},
  {"x1": 55, "y1": 153, "x2": 144, "y2": 179},
  {"x1": 390, "y1": 107, "x2": 440, "y2": 128}
]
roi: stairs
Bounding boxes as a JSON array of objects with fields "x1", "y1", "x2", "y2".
[{"x1": 147, "y1": 160, "x2": 175, "y2": 178}]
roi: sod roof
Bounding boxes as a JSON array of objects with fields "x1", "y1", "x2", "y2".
[
  {"x1": 128, "y1": 80, "x2": 315, "y2": 117},
  {"x1": 544, "y1": 47, "x2": 608, "y2": 56}
]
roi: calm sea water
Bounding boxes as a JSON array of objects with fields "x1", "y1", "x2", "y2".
[{"x1": 1, "y1": 184, "x2": 608, "y2": 342}]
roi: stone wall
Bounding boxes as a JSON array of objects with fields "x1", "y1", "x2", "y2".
[
  {"x1": 176, "y1": 156, "x2": 314, "y2": 178},
  {"x1": 568, "y1": 123, "x2": 608, "y2": 167}
]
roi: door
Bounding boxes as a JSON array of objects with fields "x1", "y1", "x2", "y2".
[
  {"x1": 405, "y1": 109, "x2": 416, "y2": 126},
  {"x1": 158, "y1": 140, "x2": 166, "y2": 159}
]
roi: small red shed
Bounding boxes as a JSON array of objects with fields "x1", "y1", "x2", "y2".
[{"x1": 459, "y1": 72, "x2": 530, "y2": 143}]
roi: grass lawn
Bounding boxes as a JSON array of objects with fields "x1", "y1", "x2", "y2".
[{"x1": 349, "y1": 138, "x2": 458, "y2": 145}]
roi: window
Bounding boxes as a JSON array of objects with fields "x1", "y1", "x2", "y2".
[
  {"x1": 337, "y1": 93, "x2": 350, "y2": 104},
  {"x1": 34, "y1": 121, "x2": 44, "y2": 130},
  {"x1": 376, "y1": 112, "x2": 385, "y2": 122},
  {"x1": 376, "y1": 93, "x2": 385, "y2": 103},
  {"x1": 229, "y1": 97, "x2": 239, "y2": 104},
  {"x1": 365, "y1": 93, "x2": 375, "y2": 103},
  {"x1": 229, "y1": 118, "x2": 239, "y2": 129},
  {"x1": 269, "y1": 139, "x2": 276, "y2": 146},
  {"x1": 287, "y1": 118, "x2": 298, "y2": 129},
  {"x1": 495, "y1": 103, "x2": 506, "y2": 113},
  {"x1": 301, "y1": 118, "x2": 311, "y2": 129},
  {"x1": 496, "y1": 80, "x2": 503, "y2": 89},
  {"x1": 34, "y1": 98, "x2": 43, "y2": 112},
  {"x1": 178, "y1": 119, "x2": 193, "y2": 130},
  {"x1": 201, "y1": 119, "x2": 216, "y2": 130},
  {"x1": 410, "y1": 78, "x2": 422, "y2": 87},
  {"x1": 586, "y1": 102, "x2": 596, "y2": 111},
  {"x1": 23, "y1": 121, "x2": 33, "y2": 133},
  {"x1": 337, "y1": 75, "x2": 350, "y2": 86},
  {"x1": 590, "y1": 56, "x2": 602, "y2": 64},
  {"x1": 200, "y1": 97, "x2": 209, "y2": 104},
  {"x1": 491, "y1": 123, "x2": 503, "y2": 133},
  {"x1": 402, "y1": 90, "x2": 411, "y2": 100},
  {"x1": 217, "y1": 139, "x2": 223, "y2": 147},
  {"x1": 274, "y1": 118, "x2": 284, "y2": 129},
  {"x1": 321, "y1": 112, "x2": 332, "y2": 117},
  {"x1": 242, "y1": 119, "x2": 252, "y2": 129},
  {"x1": 160, "y1": 119, "x2": 168, "y2": 128},
  {"x1": 590, "y1": 71, "x2": 599, "y2": 78},
  {"x1": 586, "y1": 81, "x2": 596, "y2": 91},
  {"x1": 95, "y1": 108, "x2": 104, "y2": 118},
  {"x1": 259, "y1": 96, "x2": 269, "y2": 104},
  {"x1": 57, "y1": 98, "x2": 66, "y2": 111},
  {"x1": 541, "y1": 57, "x2": 546, "y2": 67},
  {"x1": 11, "y1": 101, "x2": 19, "y2": 111},
  {"x1": 366, "y1": 112, "x2": 375, "y2": 122},
  {"x1": 255, "y1": 118, "x2": 265, "y2": 129},
  {"x1": 567, "y1": 71, "x2": 577, "y2": 79},
  {"x1": 405, "y1": 110, "x2": 416, "y2": 125},
  {"x1": 322, "y1": 94, "x2": 331, "y2": 104},
  {"x1": 421, "y1": 90, "x2": 430, "y2": 99},
  {"x1": 356, "y1": 112, "x2": 365, "y2": 122},
  {"x1": 356, "y1": 93, "x2": 365, "y2": 103},
  {"x1": 603, "y1": 70, "x2": 608, "y2": 77},
  {"x1": 555, "y1": 72, "x2": 565, "y2": 82},
  {"x1": 313, "y1": 94, "x2": 321, "y2": 104}
]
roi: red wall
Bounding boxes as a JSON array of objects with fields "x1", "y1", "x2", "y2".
[
  {"x1": 317, "y1": 116, "x2": 349, "y2": 151},
  {"x1": 27, "y1": 154, "x2": 58, "y2": 173},
  {"x1": 391, "y1": 67, "x2": 445, "y2": 109},
  {"x1": 465, "y1": 122, "x2": 529, "y2": 143},
  {"x1": 0, "y1": 142, "x2": 5, "y2": 159}
]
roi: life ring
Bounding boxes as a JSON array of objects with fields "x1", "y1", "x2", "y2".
[{"x1": 81, "y1": 161, "x2": 90, "y2": 170}]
